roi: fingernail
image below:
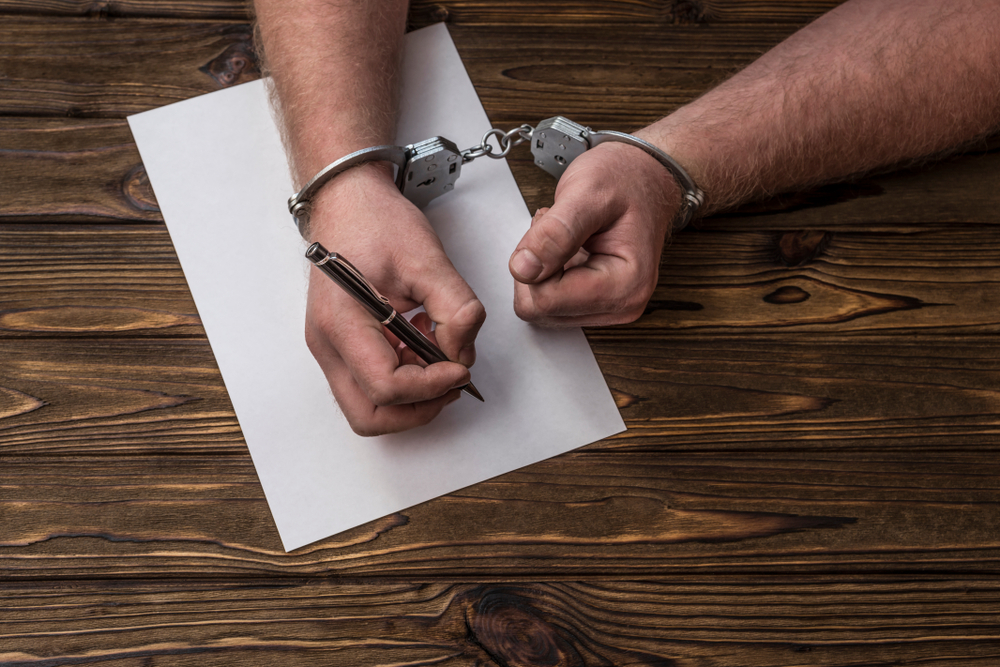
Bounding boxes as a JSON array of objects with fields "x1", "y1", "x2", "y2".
[
  {"x1": 511, "y1": 248, "x2": 543, "y2": 281},
  {"x1": 459, "y1": 344, "x2": 476, "y2": 366},
  {"x1": 446, "y1": 390, "x2": 462, "y2": 405}
]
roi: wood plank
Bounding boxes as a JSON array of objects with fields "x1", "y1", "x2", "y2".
[
  {"x1": 0, "y1": 225, "x2": 203, "y2": 336},
  {"x1": 0, "y1": 119, "x2": 162, "y2": 223},
  {"x1": 0, "y1": 0, "x2": 841, "y2": 25},
  {"x1": 0, "y1": 18, "x2": 797, "y2": 119},
  {"x1": 1, "y1": 334, "x2": 997, "y2": 576},
  {"x1": 407, "y1": 0, "x2": 844, "y2": 26},
  {"x1": 1, "y1": 578, "x2": 998, "y2": 667},
  {"x1": 0, "y1": 0, "x2": 249, "y2": 19},
  {"x1": 0, "y1": 18, "x2": 258, "y2": 117},
  {"x1": 5, "y1": 122, "x2": 1000, "y2": 231},
  {"x1": 2, "y1": 452, "x2": 997, "y2": 577},
  {"x1": 0, "y1": 339, "x2": 239, "y2": 456},
  {"x1": 3, "y1": 224, "x2": 1000, "y2": 339},
  {"x1": 2, "y1": 334, "x2": 998, "y2": 455},
  {"x1": 649, "y1": 226, "x2": 1000, "y2": 334}
]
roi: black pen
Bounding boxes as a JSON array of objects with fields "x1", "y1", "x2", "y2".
[{"x1": 305, "y1": 242, "x2": 484, "y2": 402}]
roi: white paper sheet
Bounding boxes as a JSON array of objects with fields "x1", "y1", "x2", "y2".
[{"x1": 128, "y1": 23, "x2": 625, "y2": 551}]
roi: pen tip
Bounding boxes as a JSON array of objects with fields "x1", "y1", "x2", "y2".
[{"x1": 463, "y1": 382, "x2": 485, "y2": 402}]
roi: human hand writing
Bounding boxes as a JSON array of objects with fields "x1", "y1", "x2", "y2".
[
  {"x1": 508, "y1": 140, "x2": 684, "y2": 326},
  {"x1": 304, "y1": 163, "x2": 486, "y2": 436}
]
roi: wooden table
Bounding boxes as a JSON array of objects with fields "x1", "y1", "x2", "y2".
[{"x1": 3, "y1": 1, "x2": 999, "y2": 665}]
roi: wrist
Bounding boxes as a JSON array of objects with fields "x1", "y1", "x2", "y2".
[
  {"x1": 300, "y1": 161, "x2": 400, "y2": 241},
  {"x1": 635, "y1": 116, "x2": 719, "y2": 217},
  {"x1": 592, "y1": 140, "x2": 688, "y2": 230}
]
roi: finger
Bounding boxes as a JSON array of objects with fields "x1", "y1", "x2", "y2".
[
  {"x1": 509, "y1": 301, "x2": 647, "y2": 328},
  {"x1": 408, "y1": 256, "x2": 486, "y2": 367},
  {"x1": 530, "y1": 207, "x2": 549, "y2": 227},
  {"x1": 330, "y1": 357, "x2": 465, "y2": 436},
  {"x1": 307, "y1": 276, "x2": 471, "y2": 407},
  {"x1": 324, "y1": 357, "x2": 465, "y2": 436},
  {"x1": 512, "y1": 254, "x2": 652, "y2": 324},
  {"x1": 398, "y1": 312, "x2": 437, "y2": 367},
  {"x1": 409, "y1": 311, "x2": 436, "y2": 339},
  {"x1": 564, "y1": 247, "x2": 590, "y2": 270},
  {"x1": 309, "y1": 325, "x2": 469, "y2": 435},
  {"x1": 509, "y1": 178, "x2": 621, "y2": 284}
]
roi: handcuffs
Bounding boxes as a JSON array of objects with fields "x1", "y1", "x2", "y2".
[{"x1": 288, "y1": 116, "x2": 704, "y2": 235}]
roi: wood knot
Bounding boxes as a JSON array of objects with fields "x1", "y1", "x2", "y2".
[
  {"x1": 763, "y1": 285, "x2": 810, "y2": 305},
  {"x1": 611, "y1": 388, "x2": 642, "y2": 409},
  {"x1": 122, "y1": 165, "x2": 159, "y2": 212},
  {"x1": 671, "y1": 0, "x2": 707, "y2": 24},
  {"x1": 777, "y1": 230, "x2": 830, "y2": 267},
  {"x1": 429, "y1": 3, "x2": 450, "y2": 21},
  {"x1": 468, "y1": 590, "x2": 582, "y2": 667},
  {"x1": 85, "y1": 0, "x2": 114, "y2": 19},
  {"x1": 199, "y1": 36, "x2": 260, "y2": 87}
]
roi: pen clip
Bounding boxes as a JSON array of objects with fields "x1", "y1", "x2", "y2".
[{"x1": 327, "y1": 254, "x2": 392, "y2": 307}]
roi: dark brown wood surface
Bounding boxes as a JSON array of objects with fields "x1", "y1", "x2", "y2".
[{"x1": 2, "y1": 1, "x2": 999, "y2": 665}]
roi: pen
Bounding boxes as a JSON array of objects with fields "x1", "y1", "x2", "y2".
[{"x1": 305, "y1": 242, "x2": 484, "y2": 402}]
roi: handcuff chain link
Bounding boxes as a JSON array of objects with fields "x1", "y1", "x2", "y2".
[{"x1": 461, "y1": 124, "x2": 534, "y2": 163}]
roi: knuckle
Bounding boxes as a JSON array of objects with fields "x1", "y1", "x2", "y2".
[
  {"x1": 513, "y1": 291, "x2": 539, "y2": 322},
  {"x1": 349, "y1": 420, "x2": 382, "y2": 438},
  {"x1": 623, "y1": 291, "x2": 651, "y2": 315},
  {"x1": 531, "y1": 288, "x2": 561, "y2": 315},
  {"x1": 533, "y1": 212, "x2": 576, "y2": 259},
  {"x1": 304, "y1": 321, "x2": 339, "y2": 361},
  {"x1": 454, "y1": 296, "x2": 487, "y2": 329},
  {"x1": 304, "y1": 324, "x2": 321, "y2": 355},
  {"x1": 365, "y1": 379, "x2": 401, "y2": 407}
]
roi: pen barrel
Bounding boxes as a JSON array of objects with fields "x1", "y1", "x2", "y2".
[
  {"x1": 306, "y1": 243, "x2": 449, "y2": 364},
  {"x1": 386, "y1": 315, "x2": 449, "y2": 366},
  {"x1": 307, "y1": 242, "x2": 480, "y2": 400},
  {"x1": 306, "y1": 243, "x2": 394, "y2": 322}
]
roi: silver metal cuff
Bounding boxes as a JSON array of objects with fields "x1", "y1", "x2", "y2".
[
  {"x1": 288, "y1": 145, "x2": 408, "y2": 236},
  {"x1": 588, "y1": 130, "x2": 704, "y2": 229}
]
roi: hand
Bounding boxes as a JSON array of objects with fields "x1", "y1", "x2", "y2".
[
  {"x1": 304, "y1": 163, "x2": 486, "y2": 436},
  {"x1": 508, "y1": 140, "x2": 683, "y2": 326}
]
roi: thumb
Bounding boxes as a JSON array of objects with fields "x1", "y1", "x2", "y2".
[{"x1": 509, "y1": 183, "x2": 615, "y2": 284}]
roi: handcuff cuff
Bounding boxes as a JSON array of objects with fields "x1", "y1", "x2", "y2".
[{"x1": 288, "y1": 116, "x2": 704, "y2": 235}]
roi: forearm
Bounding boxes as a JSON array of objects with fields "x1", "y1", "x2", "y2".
[
  {"x1": 254, "y1": 0, "x2": 408, "y2": 187},
  {"x1": 644, "y1": 0, "x2": 1000, "y2": 215}
]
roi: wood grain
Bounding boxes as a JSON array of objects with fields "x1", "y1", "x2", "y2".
[
  {"x1": 0, "y1": 0, "x2": 249, "y2": 18},
  {"x1": 4, "y1": 334, "x2": 999, "y2": 455},
  {"x1": 0, "y1": 339, "x2": 237, "y2": 456},
  {"x1": 0, "y1": 17, "x2": 799, "y2": 120},
  {"x1": 2, "y1": 1, "x2": 999, "y2": 664},
  {"x1": 1, "y1": 450, "x2": 998, "y2": 578},
  {"x1": 0, "y1": 225, "x2": 205, "y2": 336},
  {"x1": 650, "y1": 227, "x2": 1000, "y2": 333},
  {"x1": 0, "y1": 18, "x2": 257, "y2": 116},
  {"x1": 1, "y1": 333, "x2": 997, "y2": 576},
  {"x1": 6, "y1": 109, "x2": 1000, "y2": 230},
  {"x1": 2, "y1": 579, "x2": 998, "y2": 667},
  {"x1": 408, "y1": 0, "x2": 844, "y2": 25},
  {"x1": 0, "y1": 0, "x2": 842, "y2": 24},
  {"x1": 3, "y1": 224, "x2": 1000, "y2": 340},
  {"x1": 0, "y1": 119, "x2": 161, "y2": 222}
]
